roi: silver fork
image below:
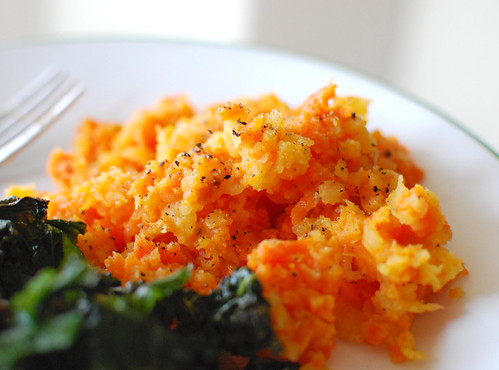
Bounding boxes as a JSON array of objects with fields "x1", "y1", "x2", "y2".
[{"x1": 0, "y1": 68, "x2": 84, "y2": 164}]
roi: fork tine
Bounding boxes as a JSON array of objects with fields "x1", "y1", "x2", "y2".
[
  {"x1": 0, "y1": 68, "x2": 62, "y2": 121},
  {"x1": 0, "y1": 82, "x2": 84, "y2": 164},
  {"x1": 0, "y1": 71, "x2": 68, "y2": 134}
]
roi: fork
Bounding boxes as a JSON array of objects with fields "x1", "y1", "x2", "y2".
[{"x1": 0, "y1": 68, "x2": 84, "y2": 164}]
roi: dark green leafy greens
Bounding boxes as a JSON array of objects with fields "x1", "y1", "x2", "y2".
[
  {"x1": 0, "y1": 197, "x2": 299, "y2": 370},
  {"x1": 0, "y1": 196, "x2": 86, "y2": 299}
]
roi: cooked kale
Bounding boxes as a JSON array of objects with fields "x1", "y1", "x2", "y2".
[
  {"x1": 0, "y1": 196, "x2": 86, "y2": 299},
  {"x1": 164, "y1": 267, "x2": 278, "y2": 358},
  {"x1": 0, "y1": 196, "x2": 298, "y2": 370},
  {"x1": 0, "y1": 256, "x2": 287, "y2": 369}
]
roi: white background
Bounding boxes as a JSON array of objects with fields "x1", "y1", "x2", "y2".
[{"x1": 0, "y1": 0, "x2": 498, "y2": 153}]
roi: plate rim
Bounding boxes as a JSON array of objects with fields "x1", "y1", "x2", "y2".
[{"x1": 1, "y1": 36, "x2": 498, "y2": 160}]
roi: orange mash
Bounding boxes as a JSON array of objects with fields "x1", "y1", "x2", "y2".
[{"x1": 8, "y1": 82, "x2": 466, "y2": 368}]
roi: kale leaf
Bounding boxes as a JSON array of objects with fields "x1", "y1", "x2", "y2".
[
  {"x1": 0, "y1": 196, "x2": 86, "y2": 299},
  {"x1": 0, "y1": 257, "x2": 292, "y2": 369},
  {"x1": 165, "y1": 268, "x2": 278, "y2": 357}
]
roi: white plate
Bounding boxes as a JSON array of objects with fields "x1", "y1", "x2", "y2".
[{"x1": 1, "y1": 40, "x2": 498, "y2": 369}]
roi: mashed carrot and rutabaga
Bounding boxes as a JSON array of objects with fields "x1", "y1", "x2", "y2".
[{"x1": 8, "y1": 82, "x2": 466, "y2": 368}]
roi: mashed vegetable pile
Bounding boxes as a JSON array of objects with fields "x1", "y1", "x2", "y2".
[{"x1": 9, "y1": 82, "x2": 466, "y2": 368}]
